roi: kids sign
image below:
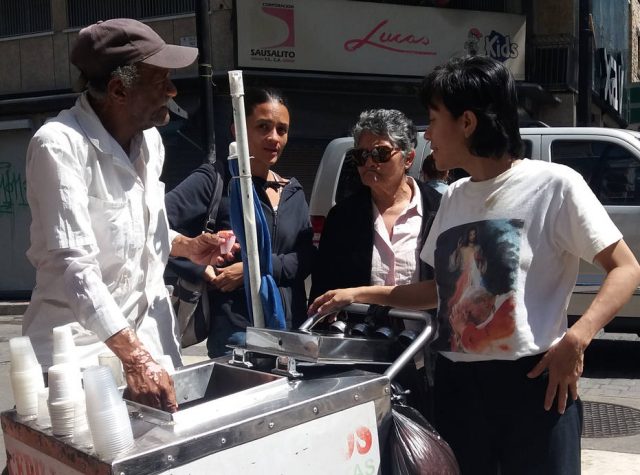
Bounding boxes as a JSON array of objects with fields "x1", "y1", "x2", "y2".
[
  {"x1": 599, "y1": 48, "x2": 625, "y2": 113},
  {"x1": 236, "y1": 0, "x2": 526, "y2": 79}
]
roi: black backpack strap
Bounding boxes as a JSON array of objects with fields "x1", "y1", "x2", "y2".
[{"x1": 203, "y1": 164, "x2": 223, "y2": 233}]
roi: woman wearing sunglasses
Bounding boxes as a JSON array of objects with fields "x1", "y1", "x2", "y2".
[{"x1": 309, "y1": 109, "x2": 441, "y2": 414}]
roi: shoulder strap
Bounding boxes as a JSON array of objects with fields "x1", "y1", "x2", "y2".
[{"x1": 203, "y1": 165, "x2": 223, "y2": 233}]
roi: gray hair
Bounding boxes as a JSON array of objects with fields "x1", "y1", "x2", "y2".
[
  {"x1": 351, "y1": 109, "x2": 417, "y2": 155},
  {"x1": 85, "y1": 64, "x2": 140, "y2": 101}
]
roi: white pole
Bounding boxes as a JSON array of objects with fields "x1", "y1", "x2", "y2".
[{"x1": 228, "y1": 70, "x2": 265, "y2": 328}]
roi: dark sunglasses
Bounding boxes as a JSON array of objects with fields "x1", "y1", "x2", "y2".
[{"x1": 347, "y1": 146, "x2": 397, "y2": 166}]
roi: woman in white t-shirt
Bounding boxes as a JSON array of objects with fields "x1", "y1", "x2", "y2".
[{"x1": 309, "y1": 56, "x2": 640, "y2": 475}]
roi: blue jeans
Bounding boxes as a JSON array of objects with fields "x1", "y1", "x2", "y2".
[
  {"x1": 434, "y1": 353, "x2": 582, "y2": 475},
  {"x1": 208, "y1": 328, "x2": 246, "y2": 358}
]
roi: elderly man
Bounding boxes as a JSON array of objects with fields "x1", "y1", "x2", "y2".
[{"x1": 23, "y1": 19, "x2": 223, "y2": 412}]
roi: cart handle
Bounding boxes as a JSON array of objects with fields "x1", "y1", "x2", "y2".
[{"x1": 299, "y1": 303, "x2": 435, "y2": 381}]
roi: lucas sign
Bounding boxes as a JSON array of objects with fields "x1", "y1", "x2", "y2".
[{"x1": 236, "y1": 0, "x2": 526, "y2": 79}]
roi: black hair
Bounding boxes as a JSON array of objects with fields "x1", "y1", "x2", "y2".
[
  {"x1": 421, "y1": 153, "x2": 448, "y2": 180},
  {"x1": 419, "y1": 55, "x2": 523, "y2": 159},
  {"x1": 243, "y1": 87, "x2": 289, "y2": 117}
]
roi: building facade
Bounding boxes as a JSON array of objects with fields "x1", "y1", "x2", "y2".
[{"x1": 0, "y1": 0, "x2": 635, "y2": 296}]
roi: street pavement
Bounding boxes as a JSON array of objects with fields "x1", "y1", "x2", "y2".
[{"x1": 1, "y1": 304, "x2": 640, "y2": 473}]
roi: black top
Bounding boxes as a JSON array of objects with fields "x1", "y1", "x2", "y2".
[
  {"x1": 309, "y1": 180, "x2": 441, "y2": 301},
  {"x1": 165, "y1": 163, "x2": 316, "y2": 330}
]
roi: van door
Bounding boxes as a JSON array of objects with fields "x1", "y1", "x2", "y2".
[
  {"x1": 520, "y1": 133, "x2": 541, "y2": 161},
  {"x1": 543, "y1": 134, "x2": 640, "y2": 323}
]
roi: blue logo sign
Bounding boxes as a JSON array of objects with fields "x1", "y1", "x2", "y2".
[{"x1": 484, "y1": 30, "x2": 518, "y2": 62}]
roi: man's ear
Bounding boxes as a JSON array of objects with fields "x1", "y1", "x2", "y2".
[
  {"x1": 461, "y1": 110, "x2": 478, "y2": 139},
  {"x1": 106, "y1": 77, "x2": 128, "y2": 104}
]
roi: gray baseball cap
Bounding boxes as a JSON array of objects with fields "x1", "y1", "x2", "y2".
[{"x1": 70, "y1": 18, "x2": 198, "y2": 79}]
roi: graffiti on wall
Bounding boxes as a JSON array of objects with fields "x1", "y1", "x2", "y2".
[{"x1": 0, "y1": 162, "x2": 28, "y2": 214}]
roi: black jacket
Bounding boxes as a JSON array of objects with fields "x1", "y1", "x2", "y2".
[
  {"x1": 165, "y1": 163, "x2": 224, "y2": 284},
  {"x1": 165, "y1": 163, "x2": 315, "y2": 330},
  {"x1": 310, "y1": 180, "x2": 441, "y2": 301}
]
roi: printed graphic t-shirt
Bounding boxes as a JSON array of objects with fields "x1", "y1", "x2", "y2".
[{"x1": 420, "y1": 159, "x2": 621, "y2": 362}]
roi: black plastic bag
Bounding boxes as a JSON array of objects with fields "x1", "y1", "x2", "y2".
[{"x1": 386, "y1": 404, "x2": 460, "y2": 475}]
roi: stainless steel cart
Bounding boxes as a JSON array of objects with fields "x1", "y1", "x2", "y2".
[{"x1": 2, "y1": 305, "x2": 434, "y2": 475}]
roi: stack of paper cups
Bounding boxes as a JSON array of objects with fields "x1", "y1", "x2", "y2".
[
  {"x1": 36, "y1": 388, "x2": 51, "y2": 428},
  {"x1": 9, "y1": 336, "x2": 45, "y2": 420},
  {"x1": 98, "y1": 352, "x2": 126, "y2": 387},
  {"x1": 52, "y1": 325, "x2": 76, "y2": 366},
  {"x1": 47, "y1": 363, "x2": 83, "y2": 437},
  {"x1": 84, "y1": 366, "x2": 134, "y2": 459},
  {"x1": 72, "y1": 395, "x2": 92, "y2": 448}
]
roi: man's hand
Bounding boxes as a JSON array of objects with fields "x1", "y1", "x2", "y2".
[
  {"x1": 174, "y1": 233, "x2": 223, "y2": 266},
  {"x1": 527, "y1": 329, "x2": 585, "y2": 414},
  {"x1": 122, "y1": 353, "x2": 177, "y2": 413},
  {"x1": 211, "y1": 262, "x2": 244, "y2": 292},
  {"x1": 105, "y1": 328, "x2": 178, "y2": 413},
  {"x1": 171, "y1": 232, "x2": 237, "y2": 267}
]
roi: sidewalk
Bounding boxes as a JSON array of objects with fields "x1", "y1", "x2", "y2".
[
  {"x1": 1, "y1": 303, "x2": 640, "y2": 473},
  {"x1": 581, "y1": 396, "x2": 640, "y2": 474}
]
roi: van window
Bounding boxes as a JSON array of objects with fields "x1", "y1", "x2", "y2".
[{"x1": 551, "y1": 140, "x2": 640, "y2": 205}]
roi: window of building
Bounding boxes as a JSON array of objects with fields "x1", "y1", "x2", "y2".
[
  {"x1": 0, "y1": 0, "x2": 51, "y2": 38},
  {"x1": 67, "y1": 0, "x2": 194, "y2": 28}
]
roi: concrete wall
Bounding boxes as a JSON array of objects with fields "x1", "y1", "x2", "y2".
[
  {"x1": 538, "y1": 91, "x2": 576, "y2": 126},
  {"x1": 528, "y1": 0, "x2": 576, "y2": 125},
  {"x1": 0, "y1": 123, "x2": 35, "y2": 295},
  {"x1": 531, "y1": 0, "x2": 575, "y2": 36},
  {"x1": 631, "y1": 0, "x2": 640, "y2": 83},
  {"x1": 0, "y1": 3, "x2": 234, "y2": 95}
]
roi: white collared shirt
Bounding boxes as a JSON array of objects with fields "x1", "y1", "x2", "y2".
[
  {"x1": 23, "y1": 93, "x2": 181, "y2": 369},
  {"x1": 371, "y1": 177, "x2": 423, "y2": 286}
]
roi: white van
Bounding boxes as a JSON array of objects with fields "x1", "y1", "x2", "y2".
[{"x1": 309, "y1": 127, "x2": 640, "y2": 334}]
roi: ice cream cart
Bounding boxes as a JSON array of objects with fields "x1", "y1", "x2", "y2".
[{"x1": 2, "y1": 305, "x2": 434, "y2": 474}]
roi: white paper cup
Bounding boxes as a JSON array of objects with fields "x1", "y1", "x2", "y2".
[
  {"x1": 49, "y1": 398, "x2": 78, "y2": 437},
  {"x1": 98, "y1": 352, "x2": 125, "y2": 388},
  {"x1": 36, "y1": 388, "x2": 51, "y2": 428},
  {"x1": 9, "y1": 336, "x2": 39, "y2": 372},
  {"x1": 219, "y1": 232, "x2": 236, "y2": 255},
  {"x1": 87, "y1": 400, "x2": 134, "y2": 459},
  {"x1": 10, "y1": 337, "x2": 44, "y2": 418},
  {"x1": 10, "y1": 366, "x2": 44, "y2": 419},
  {"x1": 48, "y1": 363, "x2": 82, "y2": 403},
  {"x1": 52, "y1": 325, "x2": 76, "y2": 365},
  {"x1": 83, "y1": 366, "x2": 123, "y2": 415},
  {"x1": 72, "y1": 395, "x2": 93, "y2": 447}
]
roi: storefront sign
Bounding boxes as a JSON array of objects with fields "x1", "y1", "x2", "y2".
[
  {"x1": 600, "y1": 48, "x2": 624, "y2": 113},
  {"x1": 236, "y1": 0, "x2": 526, "y2": 78}
]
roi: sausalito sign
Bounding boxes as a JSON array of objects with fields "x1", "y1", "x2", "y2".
[{"x1": 235, "y1": 0, "x2": 526, "y2": 79}]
